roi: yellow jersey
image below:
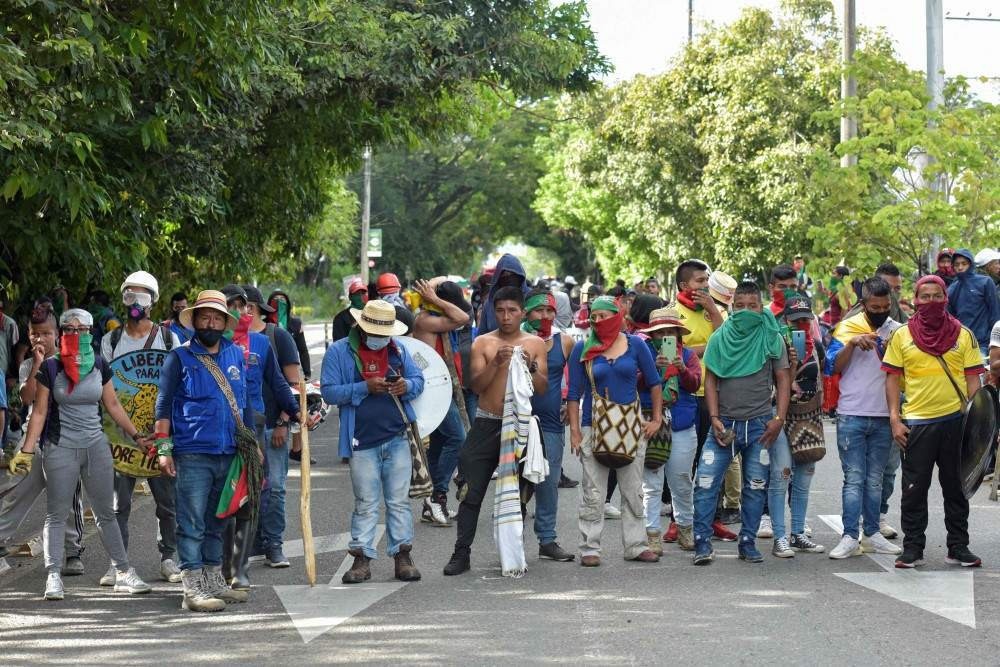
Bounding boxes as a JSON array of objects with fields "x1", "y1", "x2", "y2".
[{"x1": 676, "y1": 302, "x2": 727, "y2": 397}]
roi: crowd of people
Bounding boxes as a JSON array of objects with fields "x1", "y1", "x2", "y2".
[{"x1": 2, "y1": 244, "x2": 999, "y2": 607}]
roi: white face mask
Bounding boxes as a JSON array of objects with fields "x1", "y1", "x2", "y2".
[{"x1": 365, "y1": 336, "x2": 390, "y2": 351}]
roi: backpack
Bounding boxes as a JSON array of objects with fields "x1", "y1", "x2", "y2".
[{"x1": 109, "y1": 323, "x2": 174, "y2": 355}]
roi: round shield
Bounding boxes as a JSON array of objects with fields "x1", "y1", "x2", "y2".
[
  {"x1": 106, "y1": 349, "x2": 170, "y2": 477},
  {"x1": 395, "y1": 336, "x2": 452, "y2": 437},
  {"x1": 959, "y1": 384, "x2": 999, "y2": 499}
]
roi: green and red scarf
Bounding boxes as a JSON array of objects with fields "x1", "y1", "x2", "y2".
[
  {"x1": 580, "y1": 296, "x2": 623, "y2": 363},
  {"x1": 521, "y1": 293, "x2": 556, "y2": 340},
  {"x1": 58, "y1": 333, "x2": 95, "y2": 393}
]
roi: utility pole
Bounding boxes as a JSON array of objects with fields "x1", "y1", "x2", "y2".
[
  {"x1": 840, "y1": 0, "x2": 857, "y2": 168},
  {"x1": 360, "y1": 144, "x2": 372, "y2": 285},
  {"x1": 688, "y1": 0, "x2": 693, "y2": 44},
  {"x1": 925, "y1": 0, "x2": 944, "y2": 267}
]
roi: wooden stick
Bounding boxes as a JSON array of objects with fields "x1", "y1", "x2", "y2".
[
  {"x1": 298, "y1": 380, "x2": 317, "y2": 586},
  {"x1": 440, "y1": 333, "x2": 471, "y2": 432}
]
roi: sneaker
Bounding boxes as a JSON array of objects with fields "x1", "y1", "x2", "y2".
[
  {"x1": 677, "y1": 525, "x2": 695, "y2": 551},
  {"x1": 693, "y1": 542, "x2": 714, "y2": 565},
  {"x1": 603, "y1": 502, "x2": 622, "y2": 520},
  {"x1": 62, "y1": 556, "x2": 85, "y2": 577},
  {"x1": 861, "y1": 532, "x2": 902, "y2": 555},
  {"x1": 660, "y1": 502, "x2": 673, "y2": 517},
  {"x1": 739, "y1": 543, "x2": 764, "y2": 563},
  {"x1": 646, "y1": 530, "x2": 663, "y2": 556},
  {"x1": 790, "y1": 533, "x2": 825, "y2": 553},
  {"x1": 203, "y1": 566, "x2": 248, "y2": 603},
  {"x1": 771, "y1": 536, "x2": 795, "y2": 558},
  {"x1": 159, "y1": 558, "x2": 183, "y2": 583},
  {"x1": 557, "y1": 473, "x2": 579, "y2": 489},
  {"x1": 114, "y1": 567, "x2": 152, "y2": 594},
  {"x1": 894, "y1": 549, "x2": 924, "y2": 569},
  {"x1": 538, "y1": 542, "x2": 575, "y2": 562},
  {"x1": 421, "y1": 495, "x2": 451, "y2": 526},
  {"x1": 803, "y1": 521, "x2": 813, "y2": 538},
  {"x1": 628, "y1": 549, "x2": 660, "y2": 563},
  {"x1": 879, "y1": 514, "x2": 898, "y2": 539},
  {"x1": 719, "y1": 508, "x2": 741, "y2": 525},
  {"x1": 266, "y1": 548, "x2": 290, "y2": 568},
  {"x1": 945, "y1": 545, "x2": 982, "y2": 568},
  {"x1": 248, "y1": 544, "x2": 268, "y2": 563},
  {"x1": 99, "y1": 563, "x2": 116, "y2": 587},
  {"x1": 44, "y1": 572, "x2": 65, "y2": 600},
  {"x1": 829, "y1": 535, "x2": 862, "y2": 560},
  {"x1": 580, "y1": 555, "x2": 601, "y2": 567},
  {"x1": 711, "y1": 520, "x2": 737, "y2": 542},
  {"x1": 663, "y1": 521, "x2": 679, "y2": 543},
  {"x1": 443, "y1": 551, "x2": 471, "y2": 576},
  {"x1": 757, "y1": 514, "x2": 774, "y2": 539}
]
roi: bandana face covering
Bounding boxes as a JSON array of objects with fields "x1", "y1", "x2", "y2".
[
  {"x1": 907, "y1": 276, "x2": 961, "y2": 356},
  {"x1": 58, "y1": 332, "x2": 95, "y2": 392},
  {"x1": 522, "y1": 293, "x2": 556, "y2": 340},
  {"x1": 676, "y1": 289, "x2": 701, "y2": 312},
  {"x1": 580, "y1": 296, "x2": 623, "y2": 362},
  {"x1": 349, "y1": 293, "x2": 367, "y2": 310}
]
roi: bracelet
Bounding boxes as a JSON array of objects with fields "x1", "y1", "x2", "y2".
[
  {"x1": 771, "y1": 416, "x2": 785, "y2": 423},
  {"x1": 155, "y1": 436, "x2": 174, "y2": 457}
]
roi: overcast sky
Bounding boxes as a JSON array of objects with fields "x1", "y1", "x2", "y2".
[{"x1": 585, "y1": 0, "x2": 1000, "y2": 101}]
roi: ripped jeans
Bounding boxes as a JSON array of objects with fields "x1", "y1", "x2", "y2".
[
  {"x1": 692, "y1": 415, "x2": 774, "y2": 548},
  {"x1": 767, "y1": 430, "x2": 814, "y2": 539}
]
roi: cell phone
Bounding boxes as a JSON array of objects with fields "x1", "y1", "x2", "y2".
[
  {"x1": 791, "y1": 330, "x2": 806, "y2": 359},
  {"x1": 660, "y1": 335, "x2": 678, "y2": 361},
  {"x1": 386, "y1": 370, "x2": 401, "y2": 383}
]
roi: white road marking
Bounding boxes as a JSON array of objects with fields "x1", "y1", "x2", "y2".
[{"x1": 818, "y1": 514, "x2": 977, "y2": 628}]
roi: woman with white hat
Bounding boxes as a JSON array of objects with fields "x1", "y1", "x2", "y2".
[{"x1": 9, "y1": 308, "x2": 152, "y2": 601}]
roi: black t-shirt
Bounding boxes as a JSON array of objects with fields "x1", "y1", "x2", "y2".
[{"x1": 263, "y1": 325, "x2": 300, "y2": 426}]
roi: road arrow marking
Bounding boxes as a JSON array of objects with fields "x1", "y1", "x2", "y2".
[
  {"x1": 282, "y1": 531, "x2": 351, "y2": 559},
  {"x1": 818, "y1": 514, "x2": 977, "y2": 628},
  {"x1": 275, "y1": 525, "x2": 411, "y2": 643}
]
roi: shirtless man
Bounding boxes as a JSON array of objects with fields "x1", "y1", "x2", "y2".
[
  {"x1": 443, "y1": 286, "x2": 547, "y2": 576},
  {"x1": 412, "y1": 279, "x2": 472, "y2": 525}
]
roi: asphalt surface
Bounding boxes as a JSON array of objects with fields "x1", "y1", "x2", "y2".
[{"x1": 3, "y1": 323, "x2": 1000, "y2": 665}]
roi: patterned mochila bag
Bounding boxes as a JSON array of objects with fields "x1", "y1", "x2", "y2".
[
  {"x1": 643, "y1": 408, "x2": 672, "y2": 470},
  {"x1": 586, "y1": 361, "x2": 642, "y2": 469}
]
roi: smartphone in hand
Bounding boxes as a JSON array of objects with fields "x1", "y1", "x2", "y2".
[{"x1": 386, "y1": 369, "x2": 401, "y2": 384}]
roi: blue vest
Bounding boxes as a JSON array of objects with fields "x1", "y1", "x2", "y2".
[
  {"x1": 243, "y1": 332, "x2": 271, "y2": 419},
  {"x1": 171, "y1": 338, "x2": 248, "y2": 455},
  {"x1": 670, "y1": 348, "x2": 698, "y2": 432}
]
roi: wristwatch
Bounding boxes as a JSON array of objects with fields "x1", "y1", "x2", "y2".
[{"x1": 275, "y1": 418, "x2": 290, "y2": 428}]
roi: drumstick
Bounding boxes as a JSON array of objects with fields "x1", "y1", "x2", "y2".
[{"x1": 298, "y1": 380, "x2": 316, "y2": 586}]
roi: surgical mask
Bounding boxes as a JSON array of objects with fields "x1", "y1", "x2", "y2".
[
  {"x1": 365, "y1": 335, "x2": 390, "y2": 351},
  {"x1": 865, "y1": 310, "x2": 890, "y2": 328},
  {"x1": 195, "y1": 328, "x2": 224, "y2": 347}
]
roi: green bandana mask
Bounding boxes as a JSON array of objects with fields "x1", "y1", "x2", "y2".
[
  {"x1": 276, "y1": 300, "x2": 289, "y2": 329},
  {"x1": 349, "y1": 294, "x2": 366, "y2": 310},
  {"x1": 223, "y1": 309, "x2": 240, "y2": 340},
  {"x1": 703, "y1": 309, "x2": 784, "y2": 379}
]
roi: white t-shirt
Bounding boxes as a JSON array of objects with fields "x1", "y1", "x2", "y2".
[{"x1": 101, "y1": 325, "x2": 181, "y2": 362}]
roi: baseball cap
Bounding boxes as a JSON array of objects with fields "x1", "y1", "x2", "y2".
[
  {"x1": 783, "y1": 293, "x2": 814, "y2": 321},
  {"x1": 242, "y1": 285, "x2": 275, "y2": 313}
]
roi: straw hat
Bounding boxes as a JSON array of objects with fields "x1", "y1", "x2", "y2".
[
  {"x1": 708, "y1": 271, "x2": 738, "y2": 306},
  {"x1": 639, "y1": 306, "x2": 691, "y2": 336},
  {"x1": 351, "y1": 299, "x2": 408, "y2": 337},
  {"x1": 179, "y1": 290, "x2": 238, "y2": 330}
]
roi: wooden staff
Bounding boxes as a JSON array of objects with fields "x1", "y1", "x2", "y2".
[
  {"x1": 440, "y1": 333, "x2": 471, "y2": 432},
  {"x1": 298, "y1": 380, "x2": 317, "y2": 586}
]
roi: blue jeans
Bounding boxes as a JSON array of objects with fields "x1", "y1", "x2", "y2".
[
  {"x1": 534, "y1": 429, "x2": 565, "y2": 544},
  {"x1": 693, "y1": 416, "x2": 772, "y2": 548},
  {"x1": 664, "y1": 425, "x2": 698, "y2": 527},
  {"x1": 348, "y1": 434, "x2": 413, "y2": 559},
  {"x1": 174, "y1": 453, "x2": 234, "y2": 571},
  {"x1": 767, "y1": 428, "x2": 814, "y2": 537},
  {"x1": 428, "y1": 402, "x2": 466, "y2": 496},
  {"x1": 258, "y1": 426, "x2": 290, "y2": 550},
  {"x1": 836, "y1": 415, "x2": 893, "y2": 539},
  {"x1": 880, "y1": 442, "x2": 901, "y2": 515}
]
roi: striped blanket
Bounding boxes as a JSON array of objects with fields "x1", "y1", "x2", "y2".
[{"x1": 492, "y1": 346, "x2": 533, "y2": 578}]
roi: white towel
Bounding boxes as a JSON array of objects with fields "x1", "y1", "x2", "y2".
[{"x1": 521, "y1": 416, "x2": 548, "y2": 485}]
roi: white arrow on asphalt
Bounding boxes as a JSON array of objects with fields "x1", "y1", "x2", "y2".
[
  {"x1": 275, "y1": 524, "x2": 412, "y2": 643},
  {"x1": 818, "y1": 515, "x2": 976, "y2": 628},
  {"x1": 282, "y1": 531, "x2": 352, "y2": 559}
]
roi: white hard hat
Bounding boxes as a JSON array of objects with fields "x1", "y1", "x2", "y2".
[
  {"x1": 120, "y1": 271, "x2": 160, "y2": 303},
  {"x1": 974, "y1": 248, "x2": 1000, "y2": 267},
  {"x1": 563, "y1": 275, "x2": 577, "y2": 286}
]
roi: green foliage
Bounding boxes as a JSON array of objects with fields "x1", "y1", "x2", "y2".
[{"x1": 1, "y1": 0, "x2": 608, "y2": 303}]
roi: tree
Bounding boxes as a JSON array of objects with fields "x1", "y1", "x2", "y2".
[{"x1": 1, "y1": 0, "x2": 608, "y2": 302}]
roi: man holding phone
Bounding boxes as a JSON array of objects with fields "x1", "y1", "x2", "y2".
[{"x1": 320, "y1": 300, "x2": 426, "y2": 584}]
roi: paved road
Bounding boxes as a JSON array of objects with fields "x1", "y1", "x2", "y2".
[{"x1": 3, "y1": 329, "x2": 1000, "y2": 665}]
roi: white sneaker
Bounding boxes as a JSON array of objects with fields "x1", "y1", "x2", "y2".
[
  {"x1": 862, "y1": 532, "x2": 903, "y2": 555},
  {"x1": 879, "y1": 514, "x2": 898, "y2": 539},
  {"x1": 114, "y1": 567, "x2": 152, "y2": 594},
  {"x1": 829, "y1": 535, "x2": 862, "y2": 560},
  {"x1": 660, "y1": 502, "x2": 673, "y2": 517},
  {"x1": 99, "y1": 563, "x2": 116, "y2": 587},
  {"x1": 604, "y1": 502, "x2": 622, "y2": 520},
  {"x1": 160, "y1": 558, "x2": 183, "y2": 583},
  {"x1": 44, "y1": 572, "x2": 65, "y2": 600},
  {"x1": 757, "y1": 514, "x2": 773, "y2": 539}
]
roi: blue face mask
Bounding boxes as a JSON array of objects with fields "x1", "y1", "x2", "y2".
[{"x1": 365, "y1": 336, "x2": 390, "y2": 351}]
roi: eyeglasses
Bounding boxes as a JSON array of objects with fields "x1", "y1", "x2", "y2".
[
  {"x1": 61, "y1": 326, "x2": 91, "y2": 335},
  {"x1": 122, "y1": 290, "x2": 153, "y2": 308}
]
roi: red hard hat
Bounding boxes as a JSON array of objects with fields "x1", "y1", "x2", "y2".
[
  {"x1": 348, "y1": 278, "x2": 367, "y2": 294},
  {"x1": 376, "y1": 273, "x2": 401, "y2": 293}
]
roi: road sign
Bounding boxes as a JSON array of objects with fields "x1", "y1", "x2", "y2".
[{"x1": 367, "y1": 228, "x2": 382, "y2": 258}]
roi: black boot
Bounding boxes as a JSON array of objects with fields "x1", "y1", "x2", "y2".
[
  {"x1": 231, "y1": 517, "x2": 254, "y2": 591},
  {"x1": 222, "y1": 520, "x2": 235, "y2": 583}
]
